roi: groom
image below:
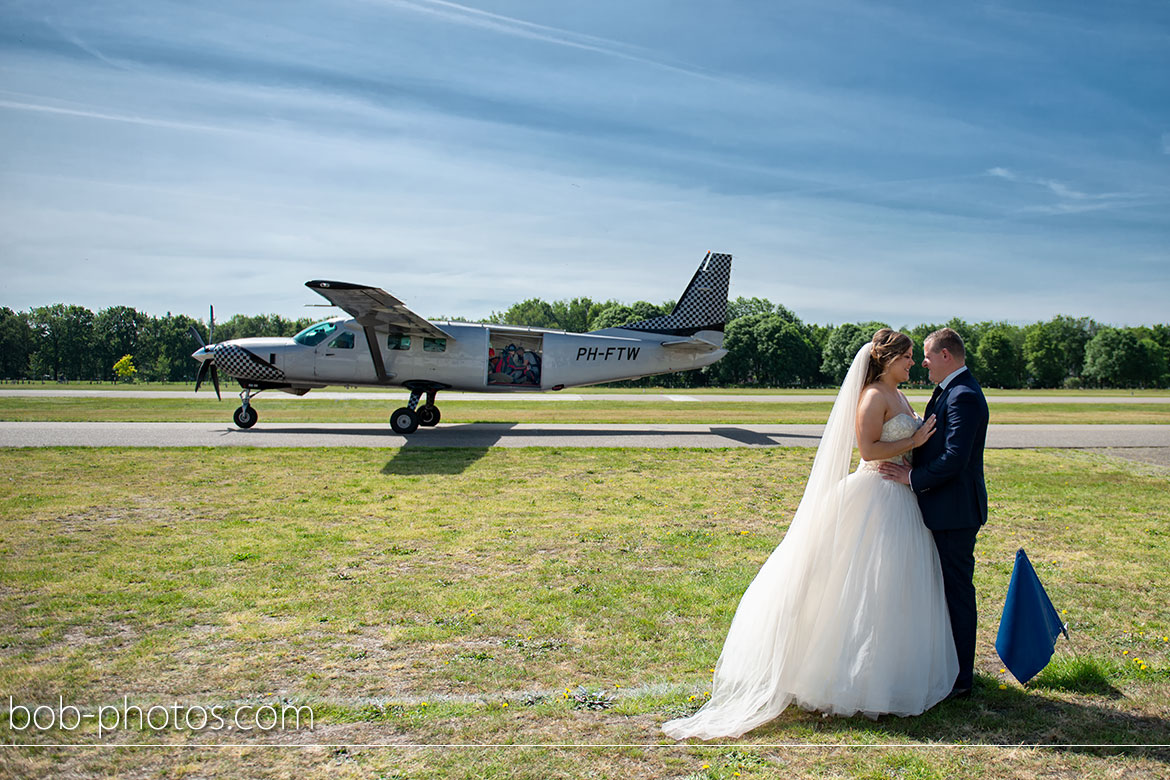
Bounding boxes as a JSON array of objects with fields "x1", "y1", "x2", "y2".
[{"x1": 880, "y1": 327, "x2": 989, "y2": 700}]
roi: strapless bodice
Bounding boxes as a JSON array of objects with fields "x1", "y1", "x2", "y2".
[{"x1": 858, "y1": 413, "x2": 920, "y2": 471}]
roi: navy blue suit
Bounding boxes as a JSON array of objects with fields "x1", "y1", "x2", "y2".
[{"x1": 910, "y1": 368, "x2": 989, "y2": 691}]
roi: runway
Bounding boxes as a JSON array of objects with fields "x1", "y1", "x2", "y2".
[
  {"x1": 3, "y1": 389, "x2": 1168, "y2": 404},
  {"x1": 2, "y1": 422, "x2": 1168, "y2": 449}
]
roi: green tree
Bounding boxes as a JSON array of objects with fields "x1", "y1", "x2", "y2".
[
  {"x1": 28, "y1": 304, "x2": 96, "y2": 380},
  {"x1": 975, "y1": 326, "x2": 1025, "y2": 388},
  {"x1": 754, "y1": 316, "x2": 820, "y2": 386},
  {"x1": 0, "y1": 307, "x2": 34, "y2": 379},
  {"x1": 1023, "y1": 315, "x2": 1097, "y2": 387},
  {"x1": 1023, "y1": 324, "x2": 1065, "y2": 388},
  {"x1": 588, "y1": 301, "x2": 670, "y2": 330},
  {"x1": 488, "y1": 298, "x2": 560, "y2": 329},
  {"x1": 819, "y1": 321, "x2": 889, "y2": 384},
  {"x1": 1082, "y1": 328, "x2": 1145, "y2": 388},
  {"x1": 1138, "y1": 338, "x2": 1169, "y2": 388},
  {"x1": 903, "y1": 323, "x2": 944, "y2": 385},
  {"x1": 138, "y1": 313, "x2": 204, "y2": 382},
  {"x1": 708, "y1": 314, "x2": 765, "y2": 385},
  {"x1": 93, "y1": 306, "x2": 148, "y2": 381},
  {"x1": 550, "y1": 298, "x2": 601, "y2": 333}
]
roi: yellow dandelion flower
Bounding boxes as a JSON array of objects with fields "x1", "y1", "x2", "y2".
[
  {"x1": 1124, "y1": 650, "x2": 1130, "y2": 655},
  {"x1": 999, "y1": 684, "x2": 1007, "y2": 690},
  {"x1": 421, "y1": 702, "x2": 428, "y2": 707},
  {"x1": 702, "y1": 765, "x2": 710, "y2": 770},
  {"x1": 999, "y1": 668, "x2": 1006, "y2": 673},
  {"x1": 502, "y1": 702, "x2": 508, "y2": 708}
]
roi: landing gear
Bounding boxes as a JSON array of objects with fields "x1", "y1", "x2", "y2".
[
  {"x1": 391, "y1": 382, "x2": 447, "y2": 435},
  {"x1": 418, "y1": 404, "x2": 441, "y2": 427},
  {"x1": 390, "y1": 407, "x2": 419, "y2": 434},
  {"x1": 234, "y1": 387, "x2": 259, "y2": 429},
  {"x1": 234, "y1": 405, "x2": 258, "y2": 429}
]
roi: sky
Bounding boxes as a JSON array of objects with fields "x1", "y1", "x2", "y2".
[{"x1": 1, "y1": 0, "x2": 1168, "y2": 328}]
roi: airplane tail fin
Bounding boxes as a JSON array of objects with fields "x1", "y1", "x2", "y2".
[{"x1": 618, "y1": 252, "x2": 732, "y2": 336}]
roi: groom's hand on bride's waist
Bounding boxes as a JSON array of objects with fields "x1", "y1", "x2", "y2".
[{"x1": 878, "y1": 462, "x2": 911, "y2": 485}]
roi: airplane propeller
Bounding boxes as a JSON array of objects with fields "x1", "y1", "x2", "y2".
[{"x1": 189, "y1": 305, "x2": 222, "y2": 401}]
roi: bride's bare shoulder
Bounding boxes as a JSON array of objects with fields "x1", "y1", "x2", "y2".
[{"x1": 857, "y1": 384, "x2": 890, "y2": 413}]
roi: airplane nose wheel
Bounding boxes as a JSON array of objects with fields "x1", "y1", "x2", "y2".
[
  {"x1": 390, "y1": 407, "x2": 419, "y2": 435},
  {"x1": 234, "y1": 387, "x2": 259, "y2": 429},
  {"x1": 418, "y1": 404, "x2": 441, "y2": 427},
  {"x1": 234, "y1": 405, "x2": 258, "y2": 429}
]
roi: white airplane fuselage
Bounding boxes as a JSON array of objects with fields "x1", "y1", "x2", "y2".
[{"x1": 192, "y1": 319, "x2": 727, "y2": 394}]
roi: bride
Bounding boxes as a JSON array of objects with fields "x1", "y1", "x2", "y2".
[{"x1": 663, "y1": 329, "x2": 959, "y2": 740}]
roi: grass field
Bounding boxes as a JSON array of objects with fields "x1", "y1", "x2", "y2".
[
  {"x1": 1, "y1": 446, "x2": 1168, "y2": 778},
  {"x1": 2, "y1": 396, "x2": 1169, "y2": 425},
  {"x1": 5, "y1": 381, "x2": 1170, "y2": 397}
]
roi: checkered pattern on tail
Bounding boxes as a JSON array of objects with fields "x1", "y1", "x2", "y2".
[
  {"x1": 620, "y1": 252, "x2": 732, "y2": 336},
  {"x1": 212, "y1": 344, "x2": 285, "y2": 383}
]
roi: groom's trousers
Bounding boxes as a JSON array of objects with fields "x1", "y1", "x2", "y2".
[{"x1": 932, "y1": 526, "x2": 980, "y2": 690}]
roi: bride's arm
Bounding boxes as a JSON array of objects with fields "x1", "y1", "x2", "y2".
[{"x1": 855, "y1": 388, "x2": 933, "y2": 461}]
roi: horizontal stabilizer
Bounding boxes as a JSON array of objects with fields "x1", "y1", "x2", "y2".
[{"x1": 660, "y1": 335, "x2": 723, "y2": 352}]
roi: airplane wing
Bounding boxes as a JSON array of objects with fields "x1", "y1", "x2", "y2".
[
  {"x1": 660, "y1": 335, "x2": 722, "y2": 353},
  {"x1": 305, "y1": 281, "x2": 453, "y2": 340}
]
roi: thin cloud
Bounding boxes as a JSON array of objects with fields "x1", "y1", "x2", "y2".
[
  {"x1": 374, "y1": 0, "x2": 718, "y2": 80},
  {"x1": 0, "y1": 97, "x2": 239, "y2": 135},
  {"x1": 987, "y1": 166, "x2": 1135, "y2": 204}
]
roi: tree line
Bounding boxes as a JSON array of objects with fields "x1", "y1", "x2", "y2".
[{"x1": 1, "y1": 298, "x2": 1167, "y2": 389}]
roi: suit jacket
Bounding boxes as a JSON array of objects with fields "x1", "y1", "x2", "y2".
[{"x1": 911, "y1": 368, "x2": 989, "y2": 531}]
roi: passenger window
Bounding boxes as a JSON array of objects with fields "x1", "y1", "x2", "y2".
[
  {"x1": 328, "y1": 332, "x2": 355, "y2": 349},
  {"x1": 387, "y1": 334, "x2": 411, "y2": 350},
  {"x1": 423, "y1": 337, "x2": 446, "y2": 353}
]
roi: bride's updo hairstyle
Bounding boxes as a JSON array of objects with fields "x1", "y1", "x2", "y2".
[{"x1": 864, "y1": 328, "x2": 913, "y2": 385}]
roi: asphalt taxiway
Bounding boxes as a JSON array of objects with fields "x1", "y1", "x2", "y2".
[{"x1": 2, "y1": 422, "x2": 1168, "y2": 450}]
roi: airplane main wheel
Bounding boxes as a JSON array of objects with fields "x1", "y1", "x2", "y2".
[
  {"x1": 390, "y1": 407, "x2": 419, "y2": 435},
  {"x1": 418, "y1": 404, "x2": 441, "y2": 427},
  {"x1": 234, "y1": 405, "x2": 258, "y2": 429}
]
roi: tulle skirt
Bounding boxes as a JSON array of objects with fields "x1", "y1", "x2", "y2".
[{"x1": 662, "y1": 468, "x2": 958, "y2": 740}]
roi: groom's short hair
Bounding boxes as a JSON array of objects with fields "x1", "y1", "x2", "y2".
[{"x1": 926, "y1": 327, "x2": 966, "y2": 360}]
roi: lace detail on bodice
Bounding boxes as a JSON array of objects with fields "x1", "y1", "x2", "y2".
[{"x1": 858, "y1": 413, "x2": 920, "y2": 471}]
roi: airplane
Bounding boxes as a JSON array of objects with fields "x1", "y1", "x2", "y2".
[{"x1": 190, "y1": 252, "x2": 732, "y2": 434}]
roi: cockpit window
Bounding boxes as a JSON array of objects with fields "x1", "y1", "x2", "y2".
[
  {"x1": 293, "y1": 320, "x2": 338, "y2": 346},
  {"x1": 328, "y1": 332, "x2": 355, "y2": 349}
]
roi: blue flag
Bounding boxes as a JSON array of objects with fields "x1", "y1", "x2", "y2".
[{"x1": 996, "y1": 549, "x2": 1069, "y2": 684}]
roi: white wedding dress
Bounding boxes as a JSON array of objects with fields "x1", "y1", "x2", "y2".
[{"x1": 663, "y1": 345, "x2": 958, "y2": 740}]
